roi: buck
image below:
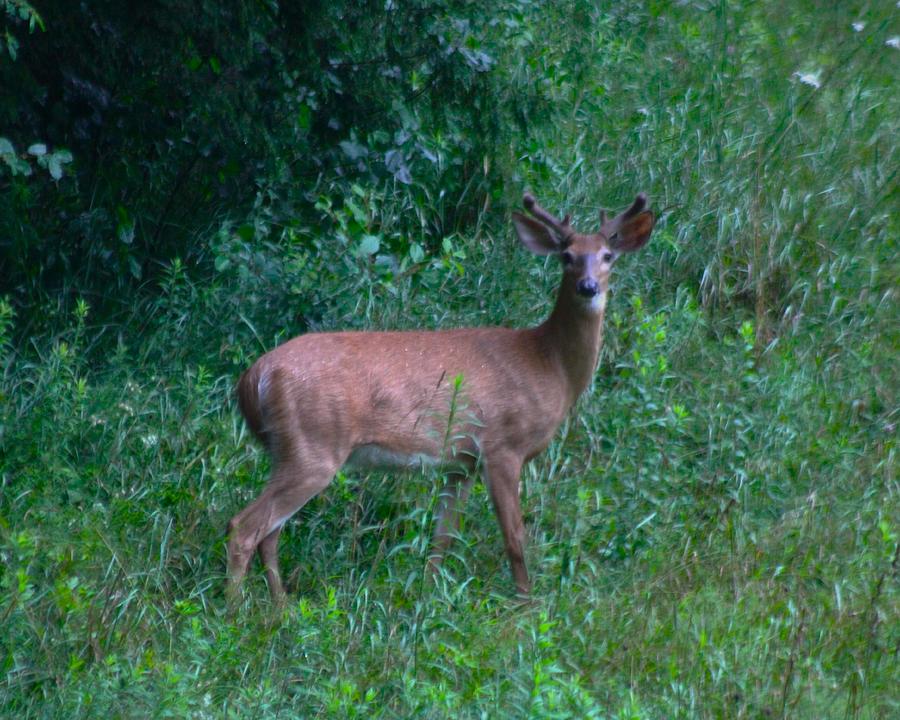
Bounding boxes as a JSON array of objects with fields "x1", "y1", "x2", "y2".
[{"x1": 227, "y1": 191, "x2": 654, "y2": 601}]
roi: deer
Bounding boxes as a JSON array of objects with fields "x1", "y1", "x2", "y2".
[{"x1": 227, "y1": 191, "x2": 654, "y2": 603}]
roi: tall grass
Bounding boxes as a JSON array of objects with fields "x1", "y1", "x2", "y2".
[{"x1": 2, "y1": 1, "x2": 897, "y2": 717}]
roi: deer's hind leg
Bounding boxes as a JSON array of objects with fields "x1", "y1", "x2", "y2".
[
  {"x1": 257, "y1": 525, "x2": 285, "y2": 602},
  {"x1": 427, "y1": 472, "x2": 474, "y2": 576},
  {"x1": 227, "y1": 456, "x2": 339, "y2": 603}
]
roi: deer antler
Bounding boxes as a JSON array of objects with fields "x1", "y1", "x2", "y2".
[{"x1": 523, "y1": 193, "x2": 574, "y2": 247}]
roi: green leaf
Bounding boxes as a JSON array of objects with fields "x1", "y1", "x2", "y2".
[
  {"x1": 339, "y1": 140, "x2": 368, "y2": 161},
  {"x1": 5, "y1": 32, "x2": 18, "y2": 61},
  {"x1": 359, "y1": 235, "x2": 381, "y2": 255},
  {"x1": 344, "y1": 198, "x2": 367, "y2": 224},
  {"x1": 38, "y1": 151, "x2": 68, "y2": 180},
  {"x1": 12, "y1": 158, "x2": 32, "y2": 176},
  {"x1": 47, "y1": 156, "x2": 63, "y2": 180},
  {"x1": 116, "y1": 206, "x2": 135, "y2": 244},
  {"x1": 27, "y1": 143, "x2": 46, "y2": 156},
  {"x1": 118, "y1": 222, "x2": 135, "y2": 245},
  {"x1": 297, "y1": 103, "x2": 312, "y2": 131},
  {"x1": 409, "y1": 242, "x2": 425, "y2": 263}
]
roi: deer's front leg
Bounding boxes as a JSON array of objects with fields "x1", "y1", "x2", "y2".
[{"x1": 484, "y1": 453, "x2": 529, "y2": 596}]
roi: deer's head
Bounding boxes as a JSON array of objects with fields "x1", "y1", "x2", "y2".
[{"x1": 512, "y1": 192, "x2": 654, "y2": 312}]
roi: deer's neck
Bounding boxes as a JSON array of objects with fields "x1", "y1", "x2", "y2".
[{"x1": 535, "y1": 275, "x2": 607, "y2": 407}]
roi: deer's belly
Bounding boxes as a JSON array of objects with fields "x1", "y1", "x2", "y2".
[{"x1": 345, "y1": 444, "x2": 442, "y2": 471}]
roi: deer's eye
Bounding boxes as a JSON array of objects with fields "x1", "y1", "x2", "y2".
[
  {"x1": 561, "y1": 251, "x2": 575, "y2": 266},
  {"x1": 601, "y1": 252, "x2": 614, "y2": 263}
]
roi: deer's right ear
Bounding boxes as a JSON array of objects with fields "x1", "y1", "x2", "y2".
[{"x1": 513, "y1": 212, "x2": 559, "y2": 255}]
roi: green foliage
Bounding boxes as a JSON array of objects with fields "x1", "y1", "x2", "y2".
[
  {"x1": 0, "y1": 137, "x2": 72, "y2": 179},
  {"x1": 2, "y1": 0, "x2": 43, "y2": 60},
  {"x1": 1, "y1": 0, "x2": 526, "y2": 306},
  {"x1": 1, "y1": 0, "x2": 897, "y2": 717}
]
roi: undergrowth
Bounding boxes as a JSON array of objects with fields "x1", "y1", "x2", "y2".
[{"x1": 2, "y1": 1, "x2": 897, "y2": 718}]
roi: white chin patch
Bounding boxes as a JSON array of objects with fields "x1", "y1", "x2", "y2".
[{"x1": 583, "y1": 292, "x2": 607, "y2": 314}]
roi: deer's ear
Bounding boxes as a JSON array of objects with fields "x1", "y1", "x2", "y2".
[
  {"x1": 611, "y1": 210, "x2": 654, "y2": 253},
  {"x1": 513, "y1": 212, "x2": 559, "y2": 255}
]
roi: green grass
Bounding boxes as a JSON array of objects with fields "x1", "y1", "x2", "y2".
[{"x1": 2, "y1": 1, "x2": 897, "y2": 717}]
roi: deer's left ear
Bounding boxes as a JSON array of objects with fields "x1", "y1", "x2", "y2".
[{"x1": 610, "y1": 211, "x2": 654, "y2": 253}]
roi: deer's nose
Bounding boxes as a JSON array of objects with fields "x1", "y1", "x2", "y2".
[{"x1": 576, "y1": 278, "x2": 600, "y2": 297}]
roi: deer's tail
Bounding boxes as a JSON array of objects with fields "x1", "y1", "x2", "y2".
[{"x1": 236, "y1": 364, "x2": 269, "y2": 449}]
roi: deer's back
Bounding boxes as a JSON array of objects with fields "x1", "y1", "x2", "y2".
[{"x1": 240, "y1": 326, "x2": 571, "y2": 463}]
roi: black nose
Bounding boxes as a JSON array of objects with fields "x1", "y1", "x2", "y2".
[{"x1": 576, "y1": 278, "x2": 600, "y2": 297}]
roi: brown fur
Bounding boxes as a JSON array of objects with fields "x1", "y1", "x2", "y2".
[
  {"x1": 236, "y1": 365, "x2": 267, "y2": 448},
  {"x1": 226, "y1": 194, "x2": 654, "y2": 603}
]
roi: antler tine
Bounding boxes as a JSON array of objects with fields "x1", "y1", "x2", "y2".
[
  {"x1": 522, "y1": 192, "x2": 572, "y2": 242},
  {"x1": 599, "y1": 209, "x2": 608, "y2": 224}
]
